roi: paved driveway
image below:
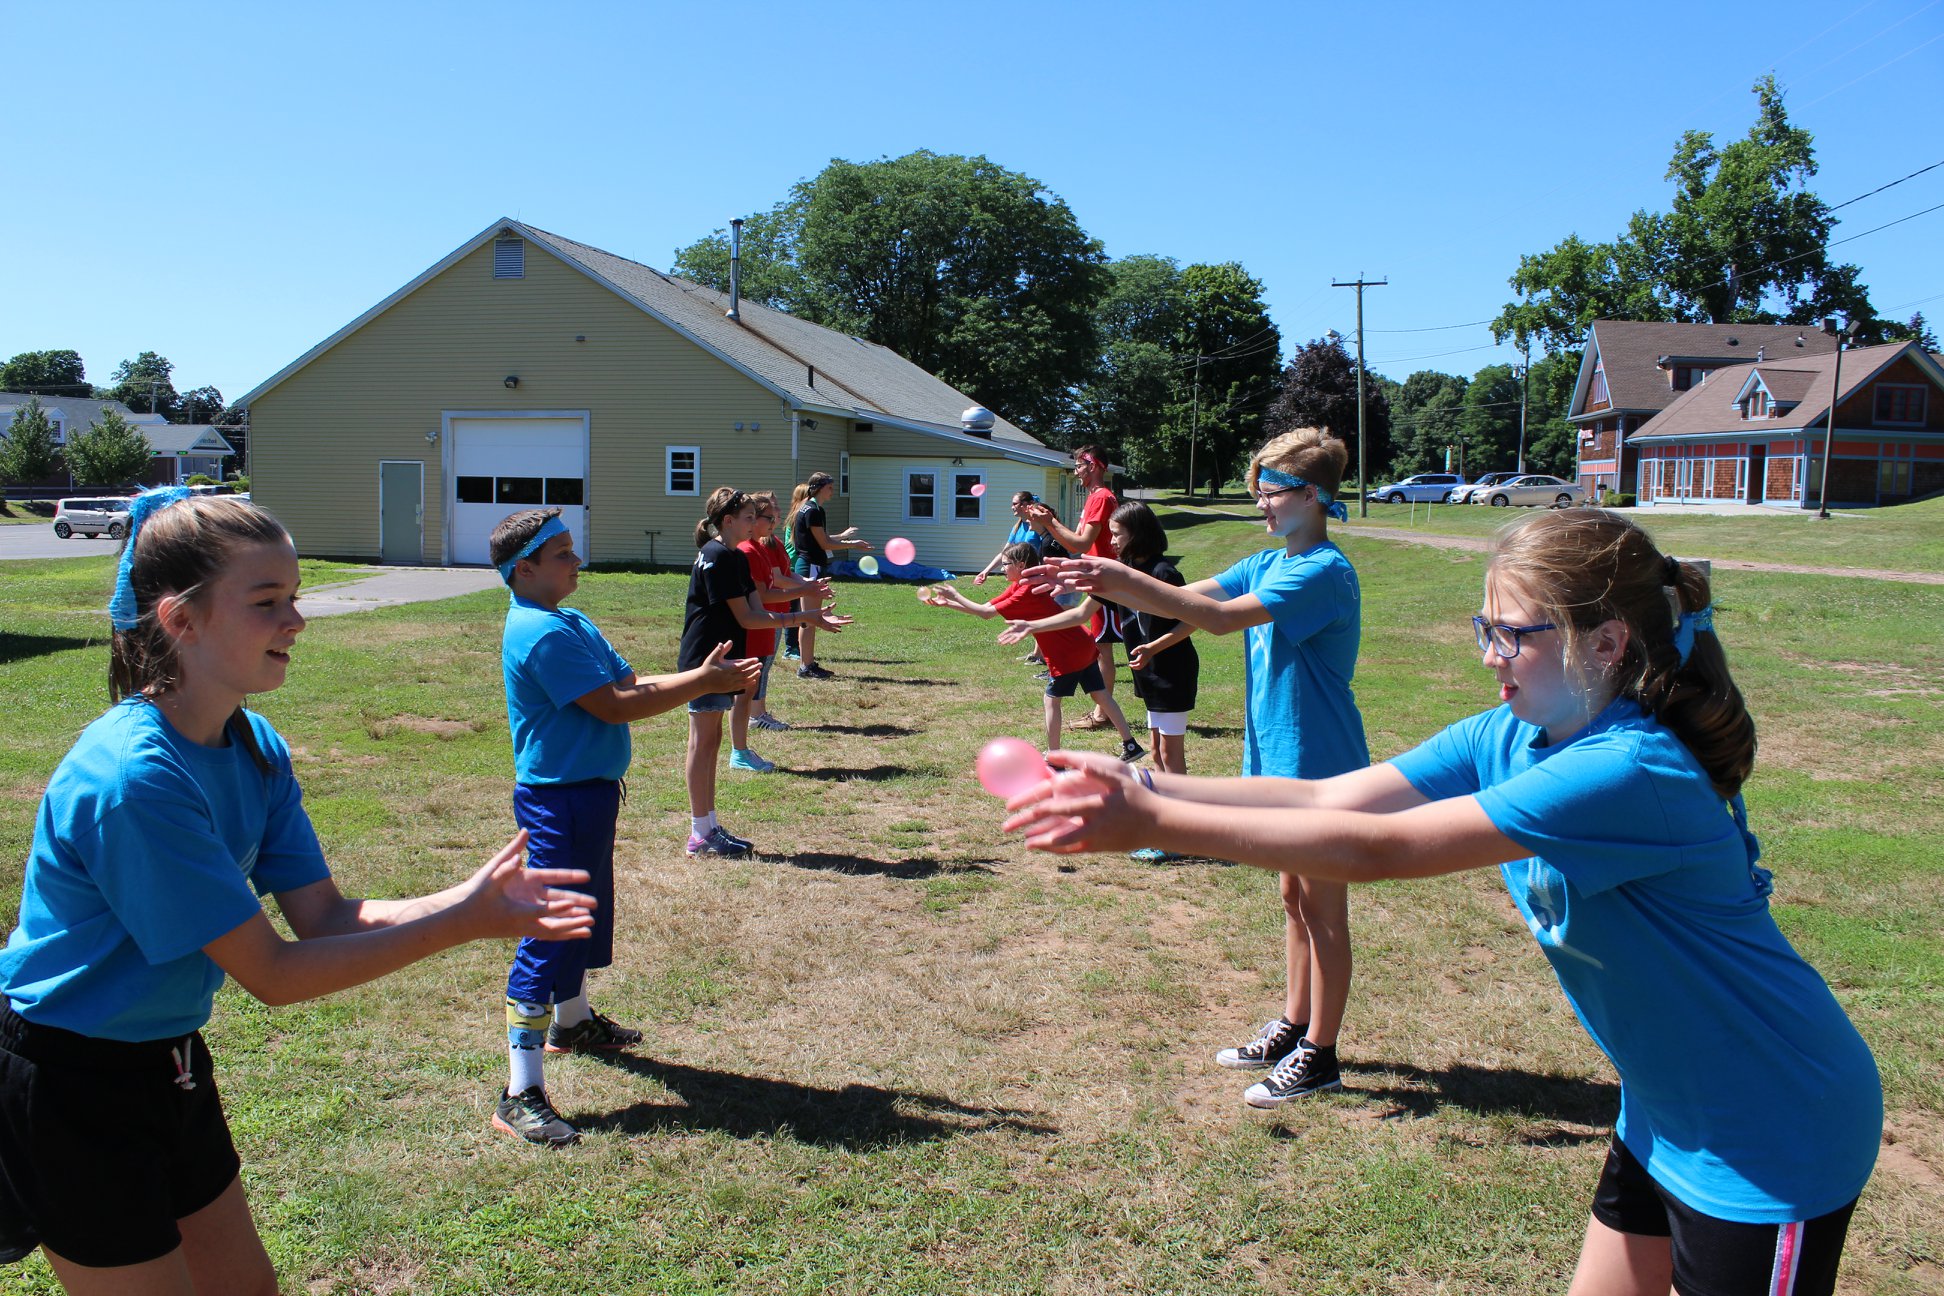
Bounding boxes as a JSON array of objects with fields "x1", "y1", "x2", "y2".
[
  {"x1": 0, "y1": 525, "x2": 120, "y2": 561},
  {"x1": 300, "y1": 567, "x2": 504, "y2": 617}
]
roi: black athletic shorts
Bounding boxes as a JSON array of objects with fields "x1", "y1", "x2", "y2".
[
  {"x1": 0, "y1": 1006, "x2": 240, "y2": 1268},
  {"x1": 1046, "y1": 662, "x2": 1106, "y2": 699},
  {"x1": 1591, "y1": 1137, "x2": 1858, "y2": 1296}
]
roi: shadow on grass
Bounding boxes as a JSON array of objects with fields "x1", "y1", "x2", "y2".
[
  {"x1": 803, "y1": 722, "x2": 920, "y2": 738},
  {"x1": 835, "y1": 674, "x2": 955, "y2": 687},
  {"x1": 1187, "y1": 723, "x2": 1244, "y2": 738},
  {"x1": 581, "y1": 1055, "x2": 1057, "y2": 1147},
  {"x1": 1318, "y1": 1058, "x2": 1618, "y2": 1138},
  {"x1": 0, "y1": 631, "x2": 101, "y2": 665},
  {"x1": 780, "y1": 764, "x2": 918, "y2": 782},
  {"x1": 1159, "y1": 509, "x2": 1262, "y2": 532},
  {"x1": 778, "y1": 852, "x2": 1000, "y2": 879}
]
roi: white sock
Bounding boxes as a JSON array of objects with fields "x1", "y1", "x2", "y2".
[
  {"x1": 553, "y1": 992, "x2": 591, "y2": 1029},
  {"x1": 691, "y1": 812, "x2": 717, "y2": 836}
]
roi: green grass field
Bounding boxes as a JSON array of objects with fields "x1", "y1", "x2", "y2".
[{"x1": 0, "y1": 509, "x2": 1938, "y2": 1294}]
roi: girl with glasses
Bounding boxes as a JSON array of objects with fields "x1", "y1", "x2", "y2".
[{"x1": 1005, "y1": 508, "x2": 1880, "y2": 1296}]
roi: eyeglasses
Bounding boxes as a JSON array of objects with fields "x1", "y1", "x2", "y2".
[
  {"x1": 1253, "y1": 485, "x2": 1303, "y2": 505},
  {"x1": 1472, "y1": 616, "x2": 1556, "y2": 658}
]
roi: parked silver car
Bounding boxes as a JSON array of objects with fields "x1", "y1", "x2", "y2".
[
  {"x1": 1470, "y1": 475, "x2": 1588, "y2": 508},
  {"x1": 1373, "y1": 472, "x2": 1465, "y2": 503},
  {"x1": 52, "y1": 496, "x2": 132, "y2": 539},
  {"x1": 1446, "y1": 472, "x2": 1521, "y2": 504}
]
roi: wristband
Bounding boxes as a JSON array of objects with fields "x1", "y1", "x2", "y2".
[{"x1": 1139, "y1": 768, "x2": 1156, "y2": 793}]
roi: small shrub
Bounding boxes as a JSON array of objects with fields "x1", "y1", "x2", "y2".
[{"x1": 185, "y1": 473, "x2": 217, "y2": 487}]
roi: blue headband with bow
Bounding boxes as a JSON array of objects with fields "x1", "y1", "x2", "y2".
[
  {"x1": 107, "y1": 486, "x2": 194, "y2": 632},
  {"x1": 497, "y1": 516, "x2": 569, "y2": 585},
  {"x1": 1256, "y1": 466, "x2": 1349, "y2": 521}
]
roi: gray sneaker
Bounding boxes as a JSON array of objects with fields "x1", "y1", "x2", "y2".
[
  {"x1": 686, "y1": 826, "x2": 753, "y2": 857},
  {"x1": 493, "y1": 1086, "x2": 579, "y2": 1147}
]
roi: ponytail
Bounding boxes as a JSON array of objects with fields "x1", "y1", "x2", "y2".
[
  {"x1": 1490, "y1": 510, "x2": 1756, "y2": 797},
  {"x1": 696, "y1": 486, "x2": 747, "y2": 548}
]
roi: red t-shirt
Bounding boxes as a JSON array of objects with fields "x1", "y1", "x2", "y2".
[
  {"x1": 738, "y1": 538, "x2": 791, "y2": 657},
  {"x1": 1079, "y1": 487, "x2": 1118, "y2": 559},
  {"x1": 990, "y1": 581, "x2": 1097, "y2": 678}
]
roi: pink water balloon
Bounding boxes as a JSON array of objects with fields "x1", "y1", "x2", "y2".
[
  {"x1": 969, "y1": 482, "x2": 987, "y2": 497},
  {"x1": 884, "y1": 536, "x2": 917, "y2": 566},
  {"x1": 975, "y1": 737, "x2": 1053, "y2": 799}
]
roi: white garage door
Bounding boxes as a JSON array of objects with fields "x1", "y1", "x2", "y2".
[{"x1": 448, "y1": 417, "x2": 587, "y2": 566}]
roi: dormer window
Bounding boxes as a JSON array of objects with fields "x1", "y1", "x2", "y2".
[{"x1": 1743, "y1": 391, "x2": 1768, "y2": 419}]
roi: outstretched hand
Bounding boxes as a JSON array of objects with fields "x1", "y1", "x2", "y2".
[
  {"x1": 702, "y1": 640, "x2": 763, "y2": 694},
  {"x1": 1001, "y1": 751, "x2": 1157, "y2": 854},
  {"x1": 1021, "y1": 555, "x2": 1128, "y2": 599},
  {"x1": 1129, "y1": 639, "x2": 1163, "y2": 671},
  {"x1": 996, "y1": 620, "x2": 1034, "y2": 646},
  {"x1": 465, "y1": 831, "x2": 597, "y2": 940},
  {"x1": 814, "y1": 610, "x2": 855, "y2": 633}
]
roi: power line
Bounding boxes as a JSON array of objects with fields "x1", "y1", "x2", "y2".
[
  {"x1": 1828, "y1": 158, "x2": 1944, "y2": 212},
  {"x1": 1365, "y1": 317, "x2": 1493, "y2": 334},
  {"x1": 1800, "y1": 22, "x2": 1944, "y2": 110},
  {"x1": 1368, "y1": 340, "x2": 1512, "y2": 366}
]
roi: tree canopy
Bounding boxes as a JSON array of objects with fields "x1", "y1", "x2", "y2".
[
  {"x1": 0, "y1": 350, "x2": 90, "y2": 397},
  {"x1": 1494, "y1": 77, "x2": 1885, "y2": 352},
  {"x1": 673, "y1": 151, "x2": 1107, "y2": 438},
  {"x1": 1264, "y1": 334, "x2": 1393, "y2": 490},
  {"x1": 109, "y1": 351, "x2": 181, "y2": 419},
  {"x1": 0, "y1": 398, "x2": 63, "y2": 484},
  {"x1": 64, "y1": 408, "x2": 152, "y2": 486}
]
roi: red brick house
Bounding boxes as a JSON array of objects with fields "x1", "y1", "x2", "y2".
[
  {"x1": 1568, "y1": 321, "x2": 1837, "y2": 497},
  {"x1": 1625, "y1": 339, "x2": 1944, "y2": 507}
]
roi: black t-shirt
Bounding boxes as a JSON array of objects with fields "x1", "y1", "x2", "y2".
[
  {"x1": 679, "y1": 539, "x2": 755, "y2": 669},
  {"x1": 792, "y1": 500, "x2": 828, "y2": 567},
  {"x1": 1114, "y1": 557, "x2": 1200, "y2": 713}
]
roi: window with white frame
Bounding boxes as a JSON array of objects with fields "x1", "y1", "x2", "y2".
[
  {"x1": 953, "y1": 471, "x2": 985, "y2": 521},
  {"x1": 905, "y1": 468, "x2": 937, "y2": 520},
  {"x1": 666, "y1": 446, "x2": 700, "y2": 496},
  {"x1": 839, "y1": 451, "x2": 850, "y2": 497}
]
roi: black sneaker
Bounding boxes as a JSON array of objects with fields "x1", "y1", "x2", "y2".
[
  {"x1": 493, "y1": 1085, "x2": 580, "y2": 1147},
  {"x1": 1215, "y1": 1018, "x2": 1307, "y2": 1070},
  {"x1": 545, "y1": 1010, "x2": 642, "y2": 1054},
  {"x1": 1244, "y1": 1041, "x2": 1341, "y2": 1107},
  {"x1": 797, "y1": 664, "x2": 835, "y2": 680},
  {"x1": 1119, "y1": 739, "x2": 1146, "y2": 763}
]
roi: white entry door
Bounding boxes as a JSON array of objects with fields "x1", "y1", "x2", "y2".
[{"x1": 447, "y1": 417, "x2": 587, "y2": 566}]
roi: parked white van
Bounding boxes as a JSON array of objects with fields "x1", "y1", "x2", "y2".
[{"x1": 52, "y1": 497, "x2": 132, "y2": 539}]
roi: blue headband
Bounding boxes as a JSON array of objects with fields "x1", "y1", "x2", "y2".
[
  {"x1": 107, "y1": 486, "x2": 194, "y2": 632},
  {"x1": 498, "y1": 516, "x2": 569, "y2": 585},
  {"x1": 1674, "y1": 605, "x2": 1714, "y2": 666},
  {"x1": 1256, "y1": 466, "x2": 1349, "y2": 522}
]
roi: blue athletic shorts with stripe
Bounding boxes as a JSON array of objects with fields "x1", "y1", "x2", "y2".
[{"x1": 505, "y1": 780, "x2": 619, "y2": 1006}]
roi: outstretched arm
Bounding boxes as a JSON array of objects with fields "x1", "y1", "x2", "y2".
[
  {"x1": 1028, "y1": 557, "x2": 1265, "y2": 635},
  {"x1": 1002, "y1": 757, "x2": 1521, "y2": 880},
  {"x1": 220, "y1": 831, "x2": 596, "y2": 1007},
  {"x1": 926, "y1": 585, "x2": 1002, "y2": 620},
  {"x1": 995, "y1": 596, "x2": 1096, "y2": 644},
  {"x1": 574, "y1": 642, "x2": 762, "y2": 721}
]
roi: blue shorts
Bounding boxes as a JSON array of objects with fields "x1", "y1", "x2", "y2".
[{"x1": 506, "y1": 780, "x2": 619, "y2": 1005}]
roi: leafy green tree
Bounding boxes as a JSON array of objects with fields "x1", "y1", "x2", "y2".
[
  {"x1": 1494, "y1": 77, "x2": 1879, "y2": 351},
  {"x1": 1386, "y1": 371, "x2": 1470, "y2": 476},
  {"x1": 1520, "y1": 352, "x2": 1584, "y2": 477},
  {"x1": 64, "y1": 408, "x2": 153, "y2": 486},
  {"x1": 1889, "y1": 312, "x2": 1938, "y2": 351},
  {"x1": 674, "y1": 151, "x2": 1107, "y2": 437},
  {"x1": 177, "y1": 385, "x2": 226, "y2": 424},
  {"x1": 1069, "y1": 257, "x2": 1185, "y2": 479},
  {"x1": 1457, "y1": 364, "x2": 1525, "y2": 475},
  {"x1": 0, "y1": 398, "x2": 64, "y2": 484},
  {"x1": 0, "y1": 350, "x2": 90, "y2": 397},
  {"x1": 1264, "y1": 334, "x2": 1392, "y2": 490},
  {"x1": 108, "y1": 352, "x2": 180, "y2": 418}
]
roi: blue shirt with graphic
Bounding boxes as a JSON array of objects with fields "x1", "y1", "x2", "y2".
[
  {"x1": 1389, "y1": 698, "x2": 1881, "y2": 1222},
  {"x1": 2, "y1": 701, "x2": 330, "y2": 1041},
  {"x1": 1212, "y1": 543, "x2": 1368, "y2": 778},
  {"x1": 502, "y1": 596, "x2": 633, "y2": 785}
]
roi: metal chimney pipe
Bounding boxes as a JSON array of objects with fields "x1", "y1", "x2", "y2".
[{"x1": 727, "y1": 218, "x2": 743, "y2": 321}]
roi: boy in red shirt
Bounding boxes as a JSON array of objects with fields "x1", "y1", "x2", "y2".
[{"x1": 925, "y1": 543, "x2": 1143, "y2": 761}]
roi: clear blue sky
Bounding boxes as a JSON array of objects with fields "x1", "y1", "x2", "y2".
[{"x1": 4, "y1": 0, "x2": 1940, "y2": 405}]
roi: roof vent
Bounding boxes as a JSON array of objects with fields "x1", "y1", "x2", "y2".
[
  {"x1": 961, "y1": 406, "x2": 995, "y2": 439},
  {"x1": 1726, "y1": 337, "x2": 1739, "y2": 346},
  {"x1": 1795, "y1": 333, "x2": 1807, "y2": 347},
  {"x1": 494, "y1": 236, "x2": 525, "y2": 279},
  {"x1": 1756, "y1": 346, "x2": 1766, "y2": 362}
]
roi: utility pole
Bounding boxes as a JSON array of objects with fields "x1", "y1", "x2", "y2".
[
  {"x1": 1514, "y1": 338, "x2": 1531, "y2": 474},
  {"x1": 1815, "y1": 316, "x2": 1860, "y2": 519},
  {"x1": 1187, "y1": 355, "x2": 1202, "y2": 498},
  {"x1": 1333, "y1": 276, "x2": 1386, "y2": 517}
]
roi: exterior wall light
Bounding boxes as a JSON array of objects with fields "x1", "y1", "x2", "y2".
[{"x1": 503, "y1": 376, "x2": 519, "y2": 389}]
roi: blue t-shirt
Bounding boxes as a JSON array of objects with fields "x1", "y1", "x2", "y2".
[
  {"x1": 1212, "y1": 543, "x2": 1368, "y2": 778},
  {"x1": 1390, "y1": 698, "x2": 1881, "y2": 1222},
  {"x1": 2, "y1": 701, "x2": 330, "y2": 1041},
  {"x1": 1006, "y1": 520, "x2": 1038, "y2": 548},
  {"x1": 502, "y1": 596, "x2": 633, "y2": 785}
]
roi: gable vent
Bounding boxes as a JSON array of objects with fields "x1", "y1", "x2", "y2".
[{"x1": 494, "y1": 236, "x2": 525, "y2": 279}]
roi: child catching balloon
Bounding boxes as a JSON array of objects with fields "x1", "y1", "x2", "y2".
[
  {"x1": 923, "y1": 543, "x2": 1143, "y2": 762},
  {"x1": 0, "y1": 490, "x2": 599, "y2": 1290},
  {"x1": 1004, "y1": 508, "x2": 1881, "y2": 1296}
]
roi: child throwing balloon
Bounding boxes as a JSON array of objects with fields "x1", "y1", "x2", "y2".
[
  {"x1": 924, "y1": 543, "x2": 1143, "y2": 762},
  {"x1": 1005, "y1": 507, "x2": 1881, "y2": 1296},
  {"x1": 0, "y1": 491, "x2": 599, "y2": 1292}
]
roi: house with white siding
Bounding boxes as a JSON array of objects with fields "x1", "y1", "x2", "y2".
[{"x1": 234, "y1": 218, "x2": 1078, "y2": 569}]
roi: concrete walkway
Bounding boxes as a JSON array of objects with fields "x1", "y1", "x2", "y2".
[{"x1": 301, "y1": 566, "x2": 504, "y2": 617}]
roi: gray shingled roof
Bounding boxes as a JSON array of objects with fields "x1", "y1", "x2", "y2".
[
  {"x1": 1581, "y1": 321, "x2": 1838, "y2": 414},
  {"x1": 0, "y1": 393, "x2": 164, "y2": 436},
  {"x1": 1626, "y1": 341, "x2": 1934, "y2": 443},
  {"x1": 519, "y1": 225, "x2": 1044, "y2": 448}
]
